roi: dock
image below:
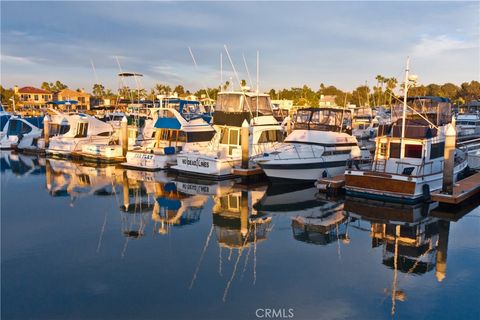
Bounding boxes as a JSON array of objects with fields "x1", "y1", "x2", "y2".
[
  {"x1": 316, "y1": 174, "x2": 345, "y2": 193},
  {"x1": 431, "y1": 172, "x2": 480, "y2": 204}
]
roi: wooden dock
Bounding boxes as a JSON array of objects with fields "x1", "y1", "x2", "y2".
[
  {"x1": 431, "y1": 172, "x2": 480, "y2": 204},
  {"x1": 316, "y1": 174, "x2": 345, "y2": 192}
]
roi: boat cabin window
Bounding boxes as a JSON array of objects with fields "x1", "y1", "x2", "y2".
[
  {"x1": 248, "y1": 96, "x2": 273, "y2": 115},
  {"x1": 378, "y1": 142, "x2": 387, "y2": 156},
  {"x1": 219, "y1": 127, "x2": 240, "y2": 155},
  {"x1": 216, "y1": 95, "x2": 242, "y2": 112},
  {"x1": 390, "y1": 143, "x2": 401, "y2": 158},
  {"x1": 75, "y1": 122, "x2": 88, "y2": 138},
  {"x1": 405, "y1": 144, "x2": 423, "y2": 158},
  {"x1": 97, "y1": 132, "x2": 112, "y2": 136},
  {"x1": 258, "y1": 130, "x2": 282, "y2": 143},
  {"x1": 430, "y1": 142, "x2": 445, "y2": 159},
  {"x1": 49, "y1": 124, "x2": 59, "y2": 136},
  {"x1": 156, "y1": 129, "x2": 186, "y2": 147},
  {"x1": 186, "y1": 131, "x2": 215, "y2": 143},
  {"x1": 8, "y1": 120, "x2": 32, "y2": 136},
  {"x1": 296, "y1": 110, "x2": 312, "y2": 123}
]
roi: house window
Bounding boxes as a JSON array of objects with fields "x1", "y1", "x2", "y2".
[{"x1": 34, "y1": 95, "x2": 39, "y2": 101}]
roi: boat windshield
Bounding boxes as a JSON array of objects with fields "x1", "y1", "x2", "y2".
[
  {"x1": 216, "y1": 94, "x2": 242, "y2": 112},
  {"x1": 247, "y1": 96, "x2": 273, "y2": 116}
]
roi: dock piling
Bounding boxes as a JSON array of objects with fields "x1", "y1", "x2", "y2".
[
  {"x1": 121, "y1": 116, "x2": 128, "y2": 156},
  {"x1": 442, "y1": 122, "x2": 456, "y2": 194},
  {"x1": 43, "y1": 114, "x2": 51, "y2": 148},
  {"x1": 241, "y1": 120, "x2": 249, "y2": 169}
]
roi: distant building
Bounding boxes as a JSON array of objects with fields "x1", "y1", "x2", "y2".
[
  {"x1": 56, "y1": 88, "x2": 91, "y2": 110},
  {"x1": 271, "y1": 99, "x2": 294, "y2": 111},
  {"x1": 14, "y1": 85, "x2": 52, "y2": 109},
  {"x1": 319, "y1": 95, "x2": 337, "y2": 107}
]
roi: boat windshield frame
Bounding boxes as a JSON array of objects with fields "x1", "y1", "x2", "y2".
[{"x1": 294, "y1": 108, "x2": 351, "y2": 132}]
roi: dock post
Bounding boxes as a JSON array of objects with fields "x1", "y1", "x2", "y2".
[
  {"x1": 121, "y1": 116, "x2": 128, "y2": 156},
  {"x1": 122, "y1": 171, "x2": 130, "y2": 211},
  {"x1": 435, "y1": 220, "x2": 450, "y2": 282},
  {"x1": 286, "y1": 116, "x2": 292, "y2": 135},
  {"x1": 442, "y1": 122, "x2": 456, "y2": 194},
  {"x1": 241, "y1": 119, "x2": 250, "y2": 169},
  {"x1": 43, "y1": 114, "x2": 51, "y2": 148},
  {"x1": 240, "y1": 190, "x2": 249, "y2": 237}
]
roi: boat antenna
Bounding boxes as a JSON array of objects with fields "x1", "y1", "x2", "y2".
[
  {"x1": 400, "y1": 57, "x2": 409, "y2": 159},
  {"x1": 242, "y1": 53, "x2": 253, "y2": 89},
  {"x1": 224, "y1": 45, "x2": 252, "y2": 116},
  {"x1": 90, "y1": 59, "x2": 100, "y2": 85},
  {"x1": 220, "y1": 52, "x2": 223, "y2": 89},
  {"x1": 188, "y1": 47, "x2": 211, "y2": 102}
]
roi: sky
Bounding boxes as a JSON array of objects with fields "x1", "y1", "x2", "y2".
[{"x1": 1, "y1": 1, "x2": 479, "y2": 93}]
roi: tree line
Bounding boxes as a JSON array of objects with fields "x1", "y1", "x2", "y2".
[{"x1": 1, "y1": 78, "x2": 479, "y2": 107}]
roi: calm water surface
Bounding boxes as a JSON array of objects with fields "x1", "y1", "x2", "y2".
[{"x1": 2, "y1": 152, "x2": 479, "y2": 320}]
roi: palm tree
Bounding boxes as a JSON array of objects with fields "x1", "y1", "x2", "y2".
[{"x1": 386, "y1": 77, "x2": 398, "y2": 108}]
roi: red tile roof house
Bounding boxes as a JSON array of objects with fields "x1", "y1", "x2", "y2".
[{"x1": 14, "y1": 86, "x2": 53, "y2": 109}]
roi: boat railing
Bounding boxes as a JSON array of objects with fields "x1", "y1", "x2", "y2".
[
  {"x1": 394, "y1": 160, "x2": 436, "y2": 176},
  {"x1": 254, "y1": 143, "x2": 322, "y2": 160}
]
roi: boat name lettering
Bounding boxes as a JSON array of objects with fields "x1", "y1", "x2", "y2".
[{"x1": 181, "y1": 158, "x2": 210, "y2": 168}]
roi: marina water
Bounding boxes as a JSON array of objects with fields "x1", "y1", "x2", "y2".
[{"x1": 1, "y1": 152, "x2": 479, "y2": 319}]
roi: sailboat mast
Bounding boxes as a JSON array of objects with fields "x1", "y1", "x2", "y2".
[
  {"x1": 400, "y1": 58, "x2": 410, "y2": 159},
  {"x1": 256, "y1": 50, "x2": 259, "y2": 117}
]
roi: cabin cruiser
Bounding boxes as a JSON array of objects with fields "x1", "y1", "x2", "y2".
[
  {"x1": 172, "y1": 90, "x2": 283, "y2": 178},
  {"x1": 455, "y1": 113, "x2": 480, "y2": 137},
  {"x1": 254, "y1": 108, "x2": 367, "y2": 181},
  {"x1": 351, "y1": 107, "x2": 380, "y2": 140},
  {"x1": 0, "y1": 116, "x2": 44, "y2": 150},
  {"x1": 122, "y1": 105, "x2": 215, "y2": 170},
  {"x1": 46, "y1": 113, "x2": 116, "y2": 157},
  {"x1": 345, "y1": 94, "x2": 469, "y2": 204}
]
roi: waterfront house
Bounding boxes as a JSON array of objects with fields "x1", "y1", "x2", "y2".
[
  {"x1": 14, "y1": 86, "x2": 52, "y2": 110},
  {"x1": 319, "y1": 95, "x2": 337, "y2": 107},
  {"x1": 56, "y1": 88, "x2": 91, "y2": 110}
]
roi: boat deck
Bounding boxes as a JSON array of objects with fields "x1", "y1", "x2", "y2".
[{"x1": 431, "y1": 172, "x2": 480, "y2": 204}]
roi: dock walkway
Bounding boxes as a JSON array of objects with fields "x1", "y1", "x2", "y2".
[{"x1": 431, "y1": 172, "x2": 480, "y2": 204}]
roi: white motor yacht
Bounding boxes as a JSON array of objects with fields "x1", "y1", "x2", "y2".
[
  {"x1": 122, "y1": 104, "x2": 215, "y2": 171},
  {"x1": 46, "y1": 113, "x2": 116, "y2": 157},
  {"x1": 255, "y1": 107, "x2": 365, "y2": 181},
  {"x1": 0, "y1": 116, "x2": 44, "y2": 150},
  {"x1": 172, "y1": 90, "x2": 283, "y2": 178}
]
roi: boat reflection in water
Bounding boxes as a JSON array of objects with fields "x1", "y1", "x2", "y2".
[
  {"x1": 256, "y1": 183, "x2": 350, "y2": 246},
  {"x1": 1, "y1": 151, "x2": 45, "y2": 176},
  {"x1": 190, "y1": 184, "x2": 272, "y2": 302},
  {"x1": 344, "y1": 197, "x2": 450, "y2": 316}
]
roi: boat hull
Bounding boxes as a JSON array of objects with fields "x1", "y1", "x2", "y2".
[
  {"x1": 172, "y1": 153, "x2": 238, "y2": 178},
  {"x1": 344, "y1": 161, "x2": 469, "y2": 203},
  {"x1": 122, "y1": 151, "x2": 175, "y2": 171},
  {"x1": 258, "y1": 159, "x2": 348, "y2": 181}
]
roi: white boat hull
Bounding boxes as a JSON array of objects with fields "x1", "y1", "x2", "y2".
[
  {"x1": 172, "y1": 153, "x2": 239, "y2": 177},
  {"x1": 123, "y1": 151, "x2": 175, "y2": 170}
]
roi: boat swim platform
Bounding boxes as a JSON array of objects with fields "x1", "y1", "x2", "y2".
[
  {"x1": 232, "y1": 166, "x2": 264, "y2": 177},
  {"x1": 430, "y1": 172, "x2": 480, "y2": 204}
]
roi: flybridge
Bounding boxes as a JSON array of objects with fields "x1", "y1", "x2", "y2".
[{"x1": 213, "y1": 91, "x2": 274, "y2": 127}]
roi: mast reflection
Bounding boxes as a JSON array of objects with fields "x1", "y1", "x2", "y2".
[{"x1": 344, "y1": 197, "x2": 451, "y2": 315}]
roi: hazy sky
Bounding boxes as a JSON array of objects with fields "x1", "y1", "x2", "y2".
[{"x1": 1, "y1": 1, "x2": 479, "y2": 93}]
